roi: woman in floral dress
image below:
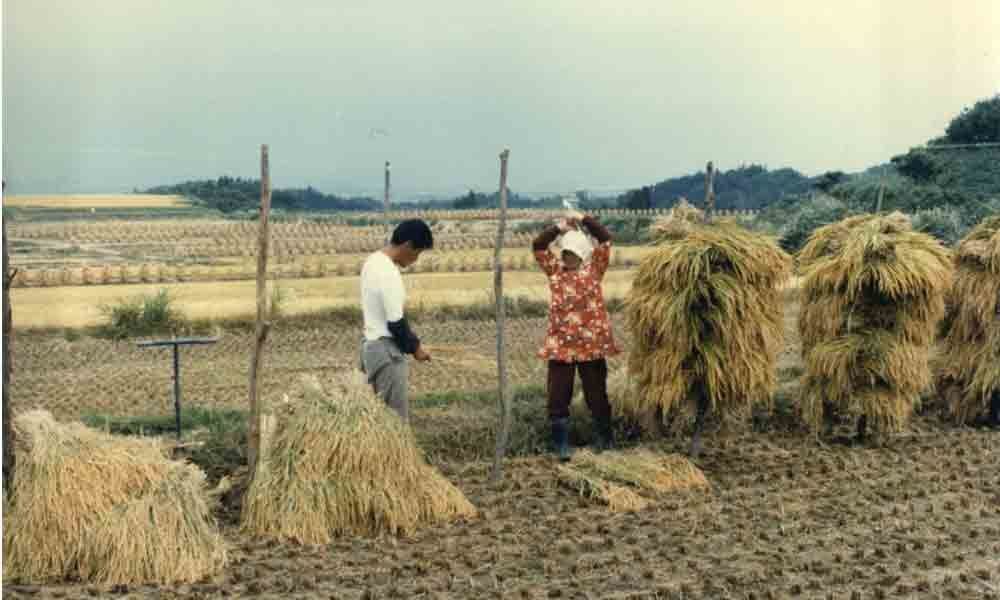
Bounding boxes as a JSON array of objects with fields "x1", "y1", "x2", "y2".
[{"x1": 532, "y1": 214, "x2": 620, "y2": 461}]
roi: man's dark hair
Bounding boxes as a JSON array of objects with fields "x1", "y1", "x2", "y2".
[{"x1": 391, "y1": 219, "x2": 434, "y2": 250}]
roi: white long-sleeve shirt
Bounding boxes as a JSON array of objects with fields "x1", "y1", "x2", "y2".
[{"x1": 361, "y1": 251, "x2": 406, "y2": 341}]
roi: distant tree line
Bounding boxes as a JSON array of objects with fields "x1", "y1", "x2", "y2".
[
  {"x1": 754, "y1": 94, "x2": 1000, "y2": 252},
  {"x1": 143, "y1": 177, "x2": 379, "y2": 213},
  {"x1": 393, "y1": 189, "x2": 563, "y2": 211},
  {"x1": 614, "y1": 164, "x2": 814, "y2": 212}
]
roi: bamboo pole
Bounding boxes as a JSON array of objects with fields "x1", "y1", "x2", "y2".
[
  {"x1": 490, "y1": 149, "x2": 511, "y2": 483},
  {"x1": 3, "y1": 179, "x2": 16, "y2": 495},
  {"x1": 247, "y1": 145, "x2": 272, "y2": 474}
]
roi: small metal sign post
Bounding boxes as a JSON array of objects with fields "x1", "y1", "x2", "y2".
[{"x1": 137, "y1": 337, "x2": 219, "y2": 439}]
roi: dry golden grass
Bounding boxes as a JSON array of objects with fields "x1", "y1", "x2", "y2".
[
  {"x1": 4, "y1": 194, "x2": 189, "y2": 208},
  {"x1": 2, "y1": 410, "x2": 226, "y2": 585},
  {"x1": 10, "y1": 269, "x2": 639, "y2": 329},
  {"x1": 241, "y1": 375, "x2": 476, "y2": 544}
]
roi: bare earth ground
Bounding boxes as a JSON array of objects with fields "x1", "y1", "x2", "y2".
[{"x1": 4, "y1": 301, "x2": 1000, "y2": 599}]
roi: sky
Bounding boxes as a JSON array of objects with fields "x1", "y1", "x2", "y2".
[{"x1": 2, "y1": 1, "x2": 998, "y2": 199}]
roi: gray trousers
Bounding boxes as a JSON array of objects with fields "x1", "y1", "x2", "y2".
[{"x1": 360, "y1": 338, "x2": 410, "y2": 422}]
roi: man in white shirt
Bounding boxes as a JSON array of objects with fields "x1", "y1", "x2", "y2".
[{"x1": 360, "y1": 219, "x2": 433, "y2": 422}]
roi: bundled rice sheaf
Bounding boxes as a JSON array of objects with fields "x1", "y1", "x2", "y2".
[
  {"x1": 557, "y1": 449, "x2": 709, "y2": 512},
  {"x1": 624, "y1": 219, "x2": 792, "y2": 421},
  {"x1": 798, "y1": 213, "x2": 953, "y2": 432},
  {"x1": 649, "y1": 198, "x2": 705, "y2": 240},
  {"x1": 937, "y1": 216, "x2": 1000, "y2": 423},
  {"x1": 2, "y1": 410, "x2": 226, "y2": 585},
  {"x1": 241, "y1": 375, "x2": 476, "y2": 545}
]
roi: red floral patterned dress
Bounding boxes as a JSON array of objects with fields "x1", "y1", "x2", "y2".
[{"x1": 535, "y1": 241, "x2": 621, "y2": 363}]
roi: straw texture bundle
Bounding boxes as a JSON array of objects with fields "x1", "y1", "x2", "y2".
[
  {"x1": 937, "y1": 216, "x2": 1000, "y2": 423},
  {"x1": 241, "y1": 375, "x2": 476, "y2": 545},
  {"x1": 2, "y1": 410, "x2": 226, "y2": 585},
  {"x1": 798, "y1": 213, "x2": 953, "y2": 431},
  {"x1": 557, "y1": 449, "x2": 709, "y2": 512},
  {"x1": 624, "y1": 220, "x2": 792, "y2": 421},
  {"x1": 649, "y1": 199, "x2": 705, "y2": 240}
]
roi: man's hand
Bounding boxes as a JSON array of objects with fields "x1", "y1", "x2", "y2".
[{"x1": 414, "y1": 346, "x2": 432, "y2": 362}]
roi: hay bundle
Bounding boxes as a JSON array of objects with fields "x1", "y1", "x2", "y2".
[
  {"x1": 557, "y1": 449, "x2": 709, "y2": 512},
  {"x1": 798, "y1": 213, "x2": 952, "y2": 432},
  {"x1": 649, "y1": 198, "x2": 705, "y2": 240},
  {"x1": 241, "y1": 376, "x2": 476, "y2": 545},
  {"x1": 624, "y1": 221, "x2": 792, "y2": 423},
  {"x1": 2, "y1": 410, "x2": 226, "y2": 585},
  {"x1": 937, "y1": 216, "x2": 1000, "y2": 423}
]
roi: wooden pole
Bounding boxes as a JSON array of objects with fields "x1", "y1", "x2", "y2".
[
  {"x1": 247, "y1": 145, "x2": 272, "y2": 474},
  {"x1": 490, "y1": 149, "x2": 511, "y2": 483},
  {"x1": 3, "y1": 179, "x2": 16, "y2": 496},
  {"x1": 703, "y1": 161, "x2": 715, "y2": 222}
]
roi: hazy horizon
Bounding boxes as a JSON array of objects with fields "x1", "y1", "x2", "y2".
[{"x1": 2, "y1": 1, "x2": 998, "y2": 200}]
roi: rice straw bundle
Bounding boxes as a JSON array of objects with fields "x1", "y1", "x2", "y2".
[
  {"x1": 556, "y1": 466, "x2": 649, "y2": 512},
  {"x1": 557, "y1": 449, "x2": 708, "y2": 512},
  {"x1": 624, "y1": 221, "x2": 792, "y2": 422},
  {"x1": 241, "y1": 375, "x2": 476, "y2": 545},
  {"x1": 798, "y1": 213, "x2": 953, "y2": 432},
  {"x1": 936, "y1": 216, "x2": 1000, "y2": 423},
  {"x1": 2, "y1": 410, "x2": 226, "y2": 585},
  {"x1": 649, "y1": 199, "x2": 705, "y2": 240}
]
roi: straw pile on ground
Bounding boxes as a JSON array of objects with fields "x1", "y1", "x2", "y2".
[
  {"x1": 556, "y1": 449, "x2": 709, "y2": 512},
  {"x1": 241, "y1": 375, "x2": 476, "y2": 545},
  {"x1": 2, "y1": 410, "x2": 226, "y2": 585},
  {"x1": 624, "y1": 218, "x2": 792, "y2": 422},
  {"x1": 798, "y1": 213, "x2": 953, "y2": 432},
  {"x1": 937, "y1": 216, "x2": 1000, "y2": 423}
]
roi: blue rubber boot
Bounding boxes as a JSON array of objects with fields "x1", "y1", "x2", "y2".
[{"x1": 551, "y1": 418, "x2": 571, "y2": 462}]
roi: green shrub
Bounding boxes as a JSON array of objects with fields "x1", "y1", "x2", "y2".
[
  {"x1": 778, "y1": 195, "x2": 850, "y2": 252},
  {"x1": 911, "y1": 207, "x2": 965, "y2": 245},
  {"x1": 97, "y1": 288, "x2": 184, "y2": 339}
]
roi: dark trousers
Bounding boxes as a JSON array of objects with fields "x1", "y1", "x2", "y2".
[{"x1": 547, "y1": 359, "x2": 612, "y2": 422}]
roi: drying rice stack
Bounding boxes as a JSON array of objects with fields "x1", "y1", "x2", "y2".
[
  {"x1": 937, "y1": 216, "x2": 1000, "y2": 423},
  {"x1": 624, "y1": 216, "x2": 792, "y2": 422},
  {"x1": 2, "y1": 410, "x2": 227, "y2": 585},
  {"x1": 241, "y1": 375, "x2": 476, "y2": 545},
  {"x1": 649, "y1": 198, "x2": 705, "y2": 240},
  {"x1": 798, "y1": 213, "x2": 953, "y2": 432}
]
